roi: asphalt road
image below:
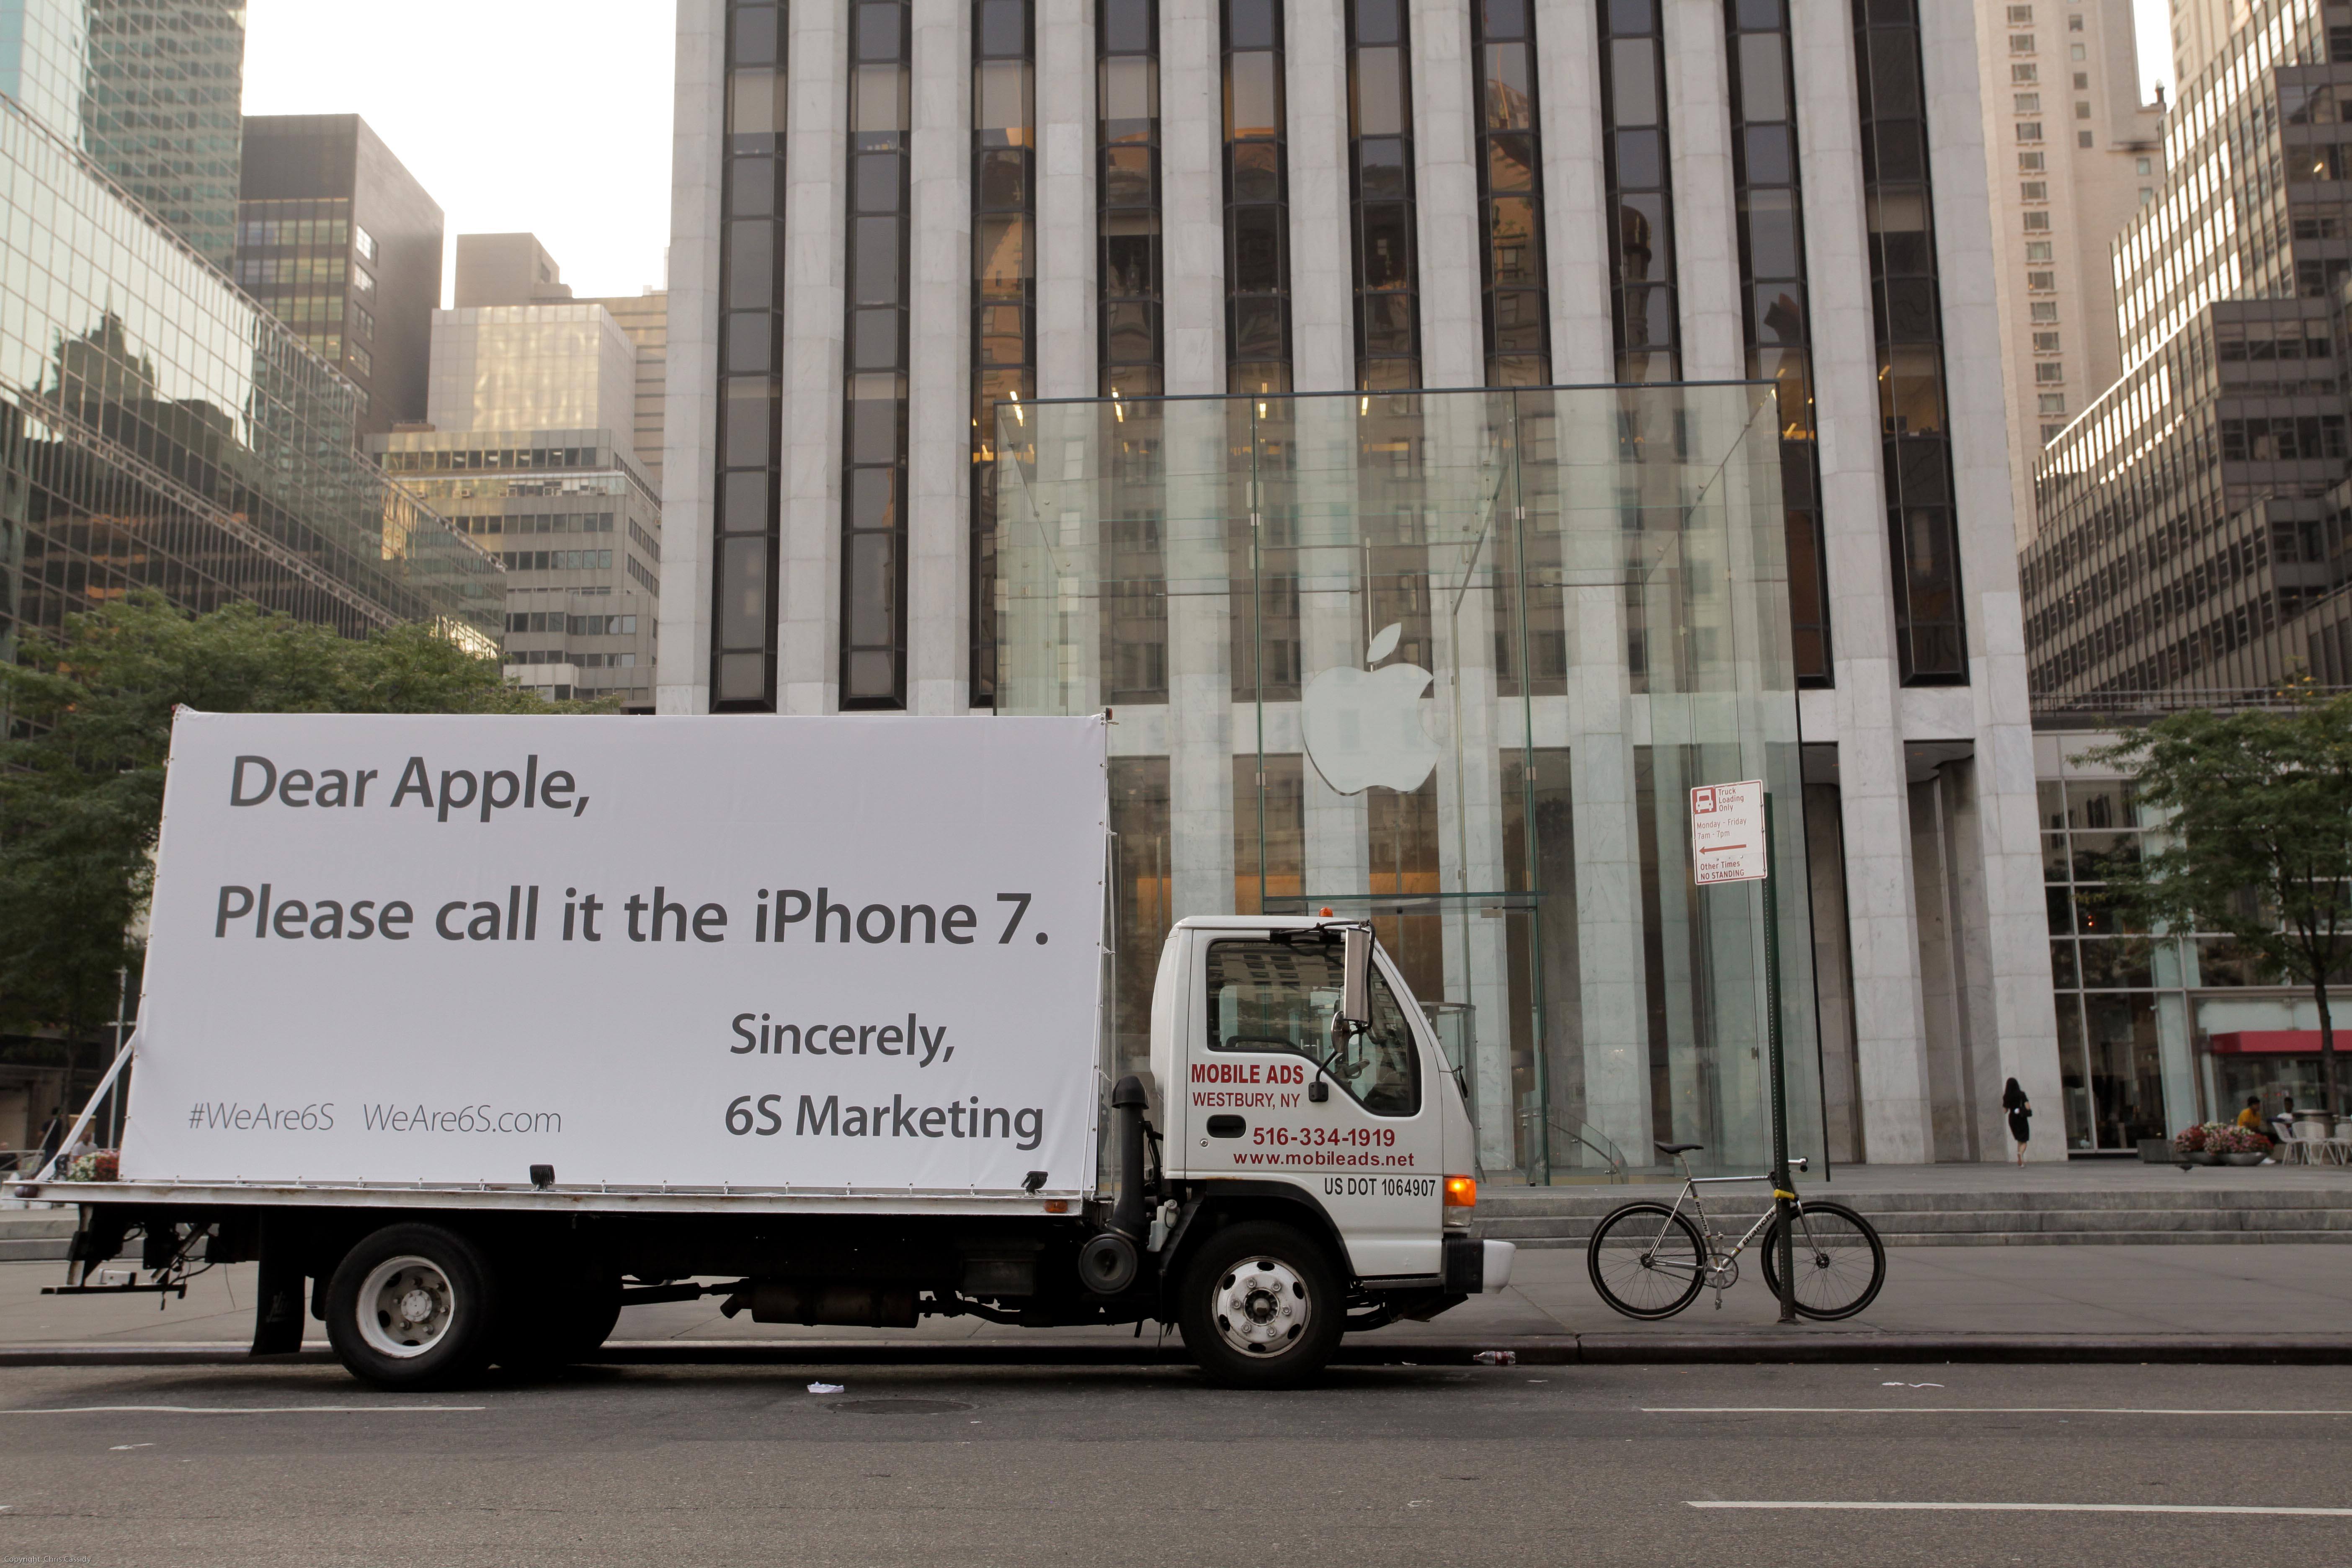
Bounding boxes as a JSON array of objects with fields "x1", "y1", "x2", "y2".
[{"x1": 0, "y1": 1360, "x2": 2342, "y2": 1566}]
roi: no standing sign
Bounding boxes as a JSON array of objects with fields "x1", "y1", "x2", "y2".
[{"x1": 1690, "y1": 779, "x2": 1769, "y2": 885}]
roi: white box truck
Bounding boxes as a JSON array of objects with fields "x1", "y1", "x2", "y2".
[{"x1": 21, "y1": 711, "x2": 1511, "y2": 1389}]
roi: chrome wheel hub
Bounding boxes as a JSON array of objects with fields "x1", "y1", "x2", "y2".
[
  {"x1": 1213, "y1": 1257, "x2": 1310, "y2": 1357},
  {"x1": 357, "y1": 1256, "x2": 456, "y2": 1360}
]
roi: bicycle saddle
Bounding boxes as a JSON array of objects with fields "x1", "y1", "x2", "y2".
[{"x1": 1653, "y1": 1141, "x2": 1705, "y2": 1155}]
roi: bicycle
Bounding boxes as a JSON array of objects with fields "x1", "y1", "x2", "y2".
[{"x1": 1585, "y1": 1142, "x2": 1885, "y2": 1320}]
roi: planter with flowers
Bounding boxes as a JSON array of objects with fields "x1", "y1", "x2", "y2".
[
  {"x1": 2210, "y1": 1125, "x2": 2274, "y2": 1164},
  {"x1": 63, "y1": 1150, "x2": 119, "y2": 1182}
]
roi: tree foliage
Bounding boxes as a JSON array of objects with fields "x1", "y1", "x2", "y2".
[
  {"x1": 0, "y1": 595, "x2": 608, "y2": 1039},
  {"x1": 2092, "y1": 695, "x2": 2352, "y2": 1114}
]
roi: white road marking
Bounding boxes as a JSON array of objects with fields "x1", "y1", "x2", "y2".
[
  {"x1": 1688, "y1": 1502, "x2": 2352, "y2": 1517},
  {"x1": 1645, "y1": 1407, "x2": 2352, "y2": 1416},
  {"x1": 0, "y1": 1405, "x2": 484, "y2": 1416}
]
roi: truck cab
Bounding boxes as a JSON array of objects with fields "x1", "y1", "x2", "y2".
[{"x1": 1125, "y1": 916, "x2": 1513, "y2": 1382}]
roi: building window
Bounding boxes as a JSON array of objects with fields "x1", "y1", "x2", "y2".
[
  {"x1": 2139, "y1": 186, "x2": 2154, "y2": 203},
  {"x1": 2135, "y1": 156, "x2": 2151, "y2": 173},
  {"x1": 843, "y1": 0, "x2": 912, "y2": 709},
  {"x1": 2017, "y1": 121, "x2": 2043, "y2": 142},
  {"x1": 711, "y1": 0, "x2": 787, "y2": 711},
  {"x1": 2078, "y1": 130, "x2": 2093, "y2": 146},
  {"x1": 2072, "y1": 71, "x2": 2087, "y2": 88},
  {"x1": 2018, "y1": 151, "x2": 2044, "y2": 170},
  {"x1": 1854, "y1": 0, "x2": 1965, "y2": 683},
  {"x1": 1727, "y1": 0, "x2": 1826, "y2": 683},
  {"x1": 2075, "y1": 100, "x2": 2091, "y2": 119},
  {"x1": 2020, "y1": 180, "x2": 2046, "y2": 200},
  {"x1": 353, "y1": 224, "x2": 377, "y2": 264},
  {"x1": 969, "y1": 0, "x2": 1034, "y2": 706},
  {"x1": 2030, "y1": 300, "x2": 2058, "y2": 321},
  {"x1": 1471, "y1": 0, "x2": 1549, "y2": 385},
  {"x1": 2009, "y1": 33, "x2": 2034, "y2": 52},
  {"x1": 1347, "y1": 0, "x2": 1419, "y2": 389},
  {"x1": 2005, "y1": 4, "x2": 2031, "y2": 20},
  {"x1": 351, "y1": 304, "x2": 375, "y2": 340},
  {"x1": 350, "y1": 264, "x2": 375, "y2": 298},
  {"x1": 2040, "y1": 422, "x2": 2065, "y2": 442},
  {"x1": 1600, "y1": 0, "x2": 1677, "y2": 382},
  {"x1": 2023, "y1": 211, "x2": 2050, "y2": 230},
  {"x1": 2025, "y1": 240, "x2": 2052, "y2": 260},
  {"x1": 2027, "y1": 269, "x2": 2054, "y2": 289},
  {"x1": 1223, "y1": 0, "x2": 1291, "y2": 394},
  {"x1": 2069, "y1": 41, "x2": 2084, "y2": 59},
  {"x1": 2014, "y1": 92, "x2": 2039, "y2": 113},
  {"x1": 2032, "y1": 330, "x2": 2061, "y2": 351},
  {"x1": 2037, "y1": 392, "x2": 2065, "y2": 413},
  {"x1": 2011, "y1": 63, "x2": 2037, "y2": 82},
  {"x1": 2034, "y1": 361, "x2": 2063, "y2": 382},
  {"x1": 1100, "y1": 0, "x2": 1162, "y2": 399}
]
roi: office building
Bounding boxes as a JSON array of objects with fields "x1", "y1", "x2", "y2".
[
  {"x1": 0, "y1": 0, "x2": 244, "y2": 267},
  {"x1": 0, "y1": 90, "x2": 503, "y2": 663},
  {"x1": 426, "y1": 305, "x2": 640, "y2": 438},
  {"x1": 656, "y1": 0, "x2": 2058, "y2": 1170},
  {"x1": 2171, "y1": 0, "x2": 2252, "y2": 85},
  {"x1": 1978, "y1": 0, "x2": 2166, "y2": 544},
  {"x1": 453, "y1": 234, "x2": 672, "y2": 486},
  {"x1": 2026, "y1": 0, "x2": 2352, "y2": 704},
  {"x1": 2023, "y1": 0, "x2": 2352, "y2": 1151},
  {"x1": 398, "y1": 290, "x2": 662, "y2": 708},
  {"x1": 235, "y1": 115, "x2": 441, "y2": 437},
  {"x1": 373, "y1": 430, "x2": 660, "y2": 709}
]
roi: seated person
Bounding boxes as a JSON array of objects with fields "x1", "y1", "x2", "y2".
[
  {"x1": 2236, "y1": 1096, "x2": 2265, "y2": 1133},
  {"x1": 2272, "y1": 1096, "x2": 2298, "y2": 1144}
]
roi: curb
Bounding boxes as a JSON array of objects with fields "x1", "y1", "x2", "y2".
[{"x1": 0, "y1": 1335, "x2": 2344, "y2": 1368}]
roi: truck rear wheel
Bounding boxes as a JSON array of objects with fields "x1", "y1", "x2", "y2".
[
  {"x1": 325, "y1": 1224, "x2": 501, "y2": 1390},
  {"x1": 1176, "y1": 1221, "x2": 1344, "y2": 1390}
]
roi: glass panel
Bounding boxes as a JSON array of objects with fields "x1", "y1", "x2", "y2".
[{"x1": 995, "y1": 382, "x2": 1812, "y2": 1181}]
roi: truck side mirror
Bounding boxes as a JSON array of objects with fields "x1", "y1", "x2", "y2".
[{"x1": 1339, "y1": 926, "x2": 1372, "y2": 1031}]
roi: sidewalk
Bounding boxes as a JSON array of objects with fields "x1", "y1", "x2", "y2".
[{"x1": 1, "y1": 1238, "x2": 2344, "y2": 1364}]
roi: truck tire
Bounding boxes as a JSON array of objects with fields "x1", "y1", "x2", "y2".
[
  {"x1": 1176, "y1": 1221, "x2": 1344, "y2": 1389},
  {"x1": 499, "y1": 1274, "x2": 623, "y2": 1369},
  {"x1": 324, "y1": 1224, "x2": 502, "y2": 1390}
]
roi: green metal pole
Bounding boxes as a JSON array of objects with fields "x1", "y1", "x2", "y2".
[{"x1": 1765, "y1": 792, "x2": 1796, "y2": 1326}]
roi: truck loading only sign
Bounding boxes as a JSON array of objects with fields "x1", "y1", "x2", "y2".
[
  {"x1": 123, "y1": 711, "x2": 1109, "y2": 1194},
  {"x1": 1689, "y1": 779, "x2": 1769, "y2": 886}
]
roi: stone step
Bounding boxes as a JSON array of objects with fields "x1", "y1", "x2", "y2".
[
  {"x1": 1504, "y1": 1229, "x2": 2352, "y2": 1249},
  {"x1": 1475, "y1": 1187, "x2": 2352, "y2": 1217},
  {"x1": 0, "y1": 1215, "x2": 77, "y2": 1262}
]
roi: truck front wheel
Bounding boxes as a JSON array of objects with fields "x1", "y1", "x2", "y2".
[
  {"x1": 325, "y1": 1224, "x2": 501, "y2": 1390},
  {"x1": 1176, "y1": 1221, "x2": 1344, "y2": 1389}
]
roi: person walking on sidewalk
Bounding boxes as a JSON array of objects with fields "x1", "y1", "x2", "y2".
[{"x1": 2002, "y1": 1078, "x2": 2033, "y2": 1166}]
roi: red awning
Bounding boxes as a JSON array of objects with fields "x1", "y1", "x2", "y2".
[{"x1": 2208, "y1": 1030, "x2": 2344, "y2": 1055}]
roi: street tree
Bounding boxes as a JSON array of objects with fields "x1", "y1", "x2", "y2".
[
  {"x1": 2092, "y1": 695, "x2": 2352, "y2": 1116},
  {"x1": 0, "y1": 594, "x2": 606, "y2": 1042}
]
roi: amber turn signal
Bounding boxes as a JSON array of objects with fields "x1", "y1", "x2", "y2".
[{"x1": 1444, "y1": 1175, "x2": 1477, "y2": 1208}]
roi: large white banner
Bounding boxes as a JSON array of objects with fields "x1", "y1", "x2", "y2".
[{"x1": 123, "y1": 712, "x2": 1108, "y2": 1194}]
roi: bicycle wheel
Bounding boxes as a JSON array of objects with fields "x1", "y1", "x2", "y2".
[
  {"x1": 1586, "y1": 1202, "x2": 1707, "y2": 1320},
  {"x1": 1759, "y1": 1200, "x2": 1885, "y2": 1320}
]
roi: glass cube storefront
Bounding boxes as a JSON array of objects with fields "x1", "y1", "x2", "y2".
[{"x1": 997, "y1": 383, "x2": 1823, "y2": 1181}]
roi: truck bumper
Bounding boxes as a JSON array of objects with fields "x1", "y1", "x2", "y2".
[
  {"x1": 1479, "y1": 1239, "x2": 1516, "y2": 1292},
  {"x1": 1441, "y1": 1234, "x2": 1517, "y2": 1294}
]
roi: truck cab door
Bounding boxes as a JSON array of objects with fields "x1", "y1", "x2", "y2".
[{"x1": 1178, "y1": 933, "x2": 1445, "y2": 1279}]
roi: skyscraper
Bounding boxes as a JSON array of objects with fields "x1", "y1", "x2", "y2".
[
  {"x1": 1978, "y1": 0, "x2": 2165, "y2": 545},
  {"x1": 655, "y1": 0, "x2": 2057, "y2": 1169},
  {"x1": 0, "y1": 0, "x2": 243, "y2": 266},
  {"x1": 235, "y1": 115, "x2": 442, "y2": 437},
  {"x1": 453, "y1": 234, "x2": 671, "y2": 486},
  {"x1": 2027, "y1": 0, "x2": 2352, "y2": 702}
]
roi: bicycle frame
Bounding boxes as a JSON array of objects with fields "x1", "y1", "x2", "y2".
[{"x1": 1632, "y1": 1154, "x2": 1813, "y2": 1282}]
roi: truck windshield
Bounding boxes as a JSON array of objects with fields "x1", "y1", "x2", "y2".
[{"x1": 1203, "y1": 939, "x2": 1421, "y2": 1116}]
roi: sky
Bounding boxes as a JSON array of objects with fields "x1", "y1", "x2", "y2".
[
  {"x1": 241, "y1": 0, "x2": 676, "y2": 306},
  {"x1": 238, "y1": 0, "x2": 2179, "y2": 307},
  {"x1": 2132, "y1": 0, "x2": 2176, "y2": 103}
]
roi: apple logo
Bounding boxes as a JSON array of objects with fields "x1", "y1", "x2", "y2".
[{"x1": 1301, "y1": 622, "x2": 1443, "y2": 795}]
